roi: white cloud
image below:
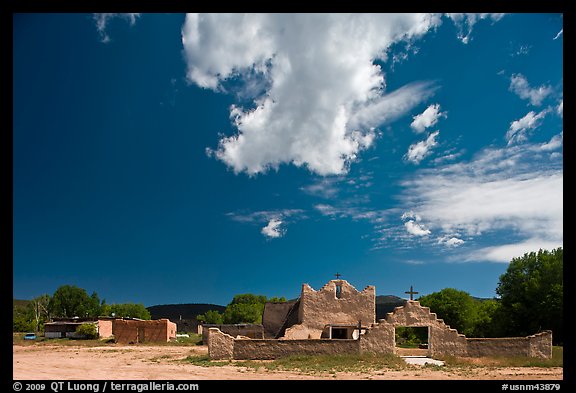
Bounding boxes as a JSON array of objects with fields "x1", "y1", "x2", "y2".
[
  {"x1": 506, "y1": 110, "x2": 548, "y2": 145},
  {"x1": 446, "y1": 13, "x2": 505, "y2": 44},
  {"x1": 460, "y1": 239, "x2": 562, "y2": 263},
  {"x1": 404, "y1": 131, "x2": 440, "y2": 164},
  {"x1": 398, "y1": 143, "x2": 563, "y2": 261},
  {"x1": 509, "y1": 73, "x2": 553, "y2": 106},
  {"x1": 410, "y1": 104, "x2": 447, "y2": 133},
  {"x1": 93, "y1": 13, "x2": 140, "y2": 43},
  {"x1": 182, "y1": 14, "x2": 446, "y2": 176},
  {"x1": 539, "y1": 133, "x2": 563, "y2": 152},
  {"x1": 404, "y1": 220, "x2": 431, "y2": 236},
  {"x1": 553, "y1": 28, "x2": 563, "y2": 40},
  {"x1": 437, "y1": 235, "x2": 465, "y2": 247},
  {"x1": 261, "y1": 218, "x2": 284, "y2": 238},
  {"x1": 557, "y1": 99, "x2": 563, "y2": 117}
]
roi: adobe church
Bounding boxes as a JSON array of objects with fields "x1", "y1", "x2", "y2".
[{"x1": 207, "y1": 279, "x2": 552, "y2": 360}]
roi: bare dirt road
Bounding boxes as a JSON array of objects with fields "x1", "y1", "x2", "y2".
[{"x1": 13, "y1": 344, "x2": 563, "y2": 381}]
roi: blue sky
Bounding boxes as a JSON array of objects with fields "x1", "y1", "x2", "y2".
[{"x1": 12, "y1": 13, "x2": 563, "y2": 307}]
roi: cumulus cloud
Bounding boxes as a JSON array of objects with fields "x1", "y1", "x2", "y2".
[
  {"x1": 410, "y1": 104, "x2": 447, "y2": 133},
  {"x1": 404, "y1": 131, "x2": 440, "y2": 164},
  {"x1": 437, "y1": 235, "x2": 465, "y2": 247},
  {"x1": 401, "y1": 211, "x2": 430, "y2": 236},
  {"x1": 93, "y1": 13, "x2": 140, "y2": 43},
  {"x1": 506, "y1": 110, "x2": 548, "y2": 145},
  {"x1": 557, "y1": 99, "x2": 563, "y2": 117},
  {"x1": 404, "y1": 220, "x2": 431, "y2": 236},
  {"x1": 446, "y1": 13, "x2": 505, "y2": 44},
  {"x1": 261, "y1": 218, "x2": 284, "y2": 238},
  {"x1": 182, "y1": 13, "x2": 446, "y2": 176},
  {"x1": 509, "y1": 73, "x2": 553, "y2": 106},
  {"x1": 398, "y1": 143, "x2": 563, "y2": 262}
]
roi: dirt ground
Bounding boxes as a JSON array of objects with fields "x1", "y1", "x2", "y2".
[{"x1": 13, "y1": 344, "x2": 563, "y2": 380}]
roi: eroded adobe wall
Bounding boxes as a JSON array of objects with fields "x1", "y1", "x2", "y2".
[
  {"x1": 202, "y1": 324, "x2": 264, "y2": 345},
  {"x1": 299, "y1": 280, "x2": 375, "y2": 331},
  {"x1": 529, "y1": 331, "x2": 553, "y2": 359},
  {"x1": 384, "y1": 300, "x2": 468, "y2": 357},
  {"x1": 359, "y1": 321, "x2": 395, "y2": 354},
  {"x1": 467, "y1": 331, "x2": 552, "y2": 359},
  {"x1": 207, "y1": 328, "x2": 235, "y2": 360},
  {"x1": 232, "y1": 339, "x2": 360, "y2": 360}
]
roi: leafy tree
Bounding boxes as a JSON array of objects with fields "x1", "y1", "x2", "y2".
[
  {"x1": 197, "y1": 310, "x2": 224, "y2": 324},
  {"x1": 49, "y1": 285, "x2": 101, "y2": 318},
  {"x1": 467, "y1": 299, "x2": 502, "y2": 338},
  {"x1": 13, "y1": 302, "x2": 35, "y2": 332},
  {"x1": 197, "y1": 293, "x2": 285, "y2": 325},
  {"x1": 418, "y1": 288, "x2": 477, "y2": 336},
  {"x1": 496, "y1": 247, "x2": 563, "y2": 344},
  {"x1": 108, "y1": 303, "x2": 151, "y2": 320}
]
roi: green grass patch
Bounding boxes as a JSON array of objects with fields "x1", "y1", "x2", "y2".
[
  {"x1": 440, "y1": 346, "x2": 563, "y2": 368},
  {"x1": 236, "y1": 353, "x2": 408, "y2": 374},
  {"x1": 182, "y1": 355, "x2": 231, "y2": 367}
]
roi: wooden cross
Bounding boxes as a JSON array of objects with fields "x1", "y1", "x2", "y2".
[
  {"x1": 405, "y1": 285, "x2": 419, "y2": 300},
  {"x1": 335, "y1": 272, "x2": 342, "y2": 279}
]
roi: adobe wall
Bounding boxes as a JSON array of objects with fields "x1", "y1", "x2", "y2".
[
  {"x1": 97, "y1": 320, "x2": 113, "y2": 338},
  {"x1": 298, "y1": 280, "x2": 375, "y2": 333},
  {"x1": 466, "y1": 331, "x2": 552, "y2": 359},
  {"x1": 112, "y1": 319, "x2": 176, "y2": 344},
  {"x1": 207, "y1": 328, "x2": 235, "y2": 360},
  {"x1": 262, "y1": 301, "x2": 298, "y2": 338},
  {"x1": 202, "y1": 324, "x2": 264, "y2": 345},
  {"x1": 233, "y1": 338, "x2": 360, "y2": 360}
]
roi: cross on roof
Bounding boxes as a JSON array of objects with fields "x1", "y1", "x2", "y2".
[
  {"x1": 405, "y1": 285, "x2": 419, "y2": 301},
  {"x1": 335, "y1": 272, "x2": 342, "y2": 279}
]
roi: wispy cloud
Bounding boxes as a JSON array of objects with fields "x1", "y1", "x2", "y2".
[
  {"x1": 93, "y1": 13, "x2": 140, "y2": 43},
  {"x1": 506, "y1": 109, "x2": 549, "y2": 145},
  {"x1": 396, "y1": 142, "x2": 562, "y2": 262},
  {"x1": 509, "y1": 73, "x2": 553, "y2": 106},
  {"x1": 553, "y1": 28, "x2": 563, "y2": 40},
  {"x1": 446, "y1": 13, "x2": 505, "y2": 44}
]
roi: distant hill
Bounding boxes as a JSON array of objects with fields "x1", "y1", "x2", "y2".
[
  {"x1": 375, "y1": 295, "x2": 407, "y2": 319},
  {"x1": 14, "y1": 299, "x2": 31, "y2": 308}
]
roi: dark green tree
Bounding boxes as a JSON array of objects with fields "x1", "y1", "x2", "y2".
[
  {"x1": 496, "y1": 247, "x2": 563, "y2": 344},
  {"x1": 109, "y1": 303, "x2": 151, "y2": 320},
  {"x1": 49, "y1": 285, "x2": 100, "y2": 318},
  {"x1": 417, "y1": 288, "x2": 477, "y2": 336},
  {"x1": 196, "y1": 310, "x2": 224, "y2": 324}
]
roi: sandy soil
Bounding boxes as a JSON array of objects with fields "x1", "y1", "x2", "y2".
[{"x1": 13, "y1": 344, "x2": 563, "y2": 380}]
